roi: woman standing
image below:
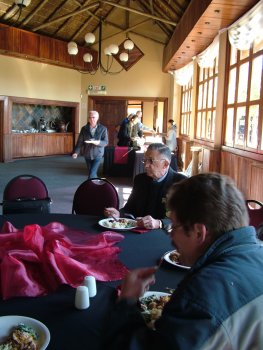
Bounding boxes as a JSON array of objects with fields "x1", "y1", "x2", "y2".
[{"x1": 165, "y1": 119, "x2": 177, "y2": 152}]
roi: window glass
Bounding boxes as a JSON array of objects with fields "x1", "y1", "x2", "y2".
[
  {"x1": 196, "y1": 112, "x2": 201, "y2": 138},
  {"x1": 237, "y1": 62, "x2": 249, "y2": 103},
  {"x1": 250, "y1": 55, "x2": 262, "y2": 100},
  {"x1": 230, "y1": 46, "x2": 237, "y2": 65},
  {"x1": 198, "y1": 85, "x2": 203, "y2": 109},
  {"x1": 228, "y1": 68, "x2": 236, "y2": 104},
  {"x1": 253, "y1": 36, "x2": 263, "y2": 54},
  {"x1": 213, "y1": 77, "x2": 218, "y2": 107},
  {"x1": 247, "y1": 104, "x2": 259, "y2": 149},
  {"x1": 225, "y1": 108, "x2": 234, "y2": 146},
  {"x1": 201, "y1": 112, "x2": 206, "y2": 138},
  {"x1": 235, "y1": 107, "x2": 246, "y2": 146},
  {"x1": 208, "y1": 80, "x2": 213, "y2": 108},
  {"x1": 206, "y1": 111, "x2": 211, "y2": 139}
]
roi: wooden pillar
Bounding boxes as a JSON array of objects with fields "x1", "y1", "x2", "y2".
[{"x1": 191, "y1": 146, "x2": 202, "y2": 176}]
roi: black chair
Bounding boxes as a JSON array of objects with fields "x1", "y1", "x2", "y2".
[
  {"x1": 1, "y1": 174, "x2": 52, "y2": 214},
  {"x1": 72, "y1": 178, "x2": 119, "y2": 216}
]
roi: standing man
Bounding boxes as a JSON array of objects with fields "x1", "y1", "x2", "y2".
[{"x1": 72, "y1": 110, "x2": 108, "y2": 178}]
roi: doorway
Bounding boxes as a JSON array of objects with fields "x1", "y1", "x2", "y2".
[{"x1": 88, "y1": 96, "x2": 168, "y2": 146}]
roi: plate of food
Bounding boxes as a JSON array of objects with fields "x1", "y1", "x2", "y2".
[
  {"x1": 0, "y1": 315, "x2": 50, "y2": 350},
  {"x1": 98, "y1": 218, "x2": 137, "y2": 230},
  {"x1": 139, "y1": 291, "x2": 171, "y2": 328},
  {"x1": 163, "y1": 250, "x2": 191, "y2": 270}
]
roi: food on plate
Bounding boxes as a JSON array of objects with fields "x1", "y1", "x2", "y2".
[
  {"x1": 0, "y1": 323, "x2": 38, "y2": 350},
  {"x1": 169, "y1": 250, "x2": 181, "y2": 264},
  {"x1": 139, "y1": 294, "x2": 171, "y2": 328},
  {"x1": 102, "y1": 218, "x2": 136, "y2": 229}
]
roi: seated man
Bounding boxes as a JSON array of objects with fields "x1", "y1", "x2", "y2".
[
  {"x1": 104, "y1": 143, "x2": 186, "y2": 229},
  {"x1": 102, "y1": 173, "x2": 263, "y2": 350}
]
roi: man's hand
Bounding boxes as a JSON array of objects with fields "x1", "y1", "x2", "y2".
[
  {"x1": 72, "y1": 153, "x2": 78, "y2": 159},
  {"x1": 119, "y1": 267, "x2": 157, "y2": 300},
  {"x1": 136, "y1": 215, "x2": 161, "y2": 229},
  {"x1": 104, "y1": 207, "x2": 120, "y2": 218}
]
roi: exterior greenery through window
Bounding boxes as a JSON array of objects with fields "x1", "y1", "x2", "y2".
[
  {"x1": 196, "y1": 56, "x2": 218, "y2": 142},
  {"x1": 224, "y1": 37, "x2": 263, "y2": 153}
]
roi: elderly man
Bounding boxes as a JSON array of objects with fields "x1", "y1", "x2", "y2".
[
  {"x1": 105, "y1": 143, "x2": 186, "y2": 229},
  {"x1": 102, "y1": 173, "x2": 263, "y2": 350},
  {"x1": 72, "y1": 110, "x2": 108, "y2": 178}
]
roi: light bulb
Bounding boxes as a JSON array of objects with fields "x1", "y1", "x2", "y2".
[
  {"x1": 109, "y1": 44, "x2": 119, "y2": 55},
  {"x1": 119, "y1": 52, "x2": 128, "y2": 62},
  {"x1": 15, "y1": 0, "x2": 31, "y2": 7},
  {"x1": 104, "y1": 47, "x2": 112, "y2": 56},
  {"x1": 67, "y1": 43, "x2": 78, "y2": 55},
  {"x1": 124, "y1": 39, "x2": 134, "y2": 50},
  {"x1": 83, "y1": 53, "x2": 93, "y2": 63},
  {"x1": 85, "y1": 33, "x2": 96, "y2": 45}
]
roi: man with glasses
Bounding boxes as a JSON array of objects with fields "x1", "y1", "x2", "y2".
[
  {"x1": 104, "y1": 143, "x2": 186, "y2": 229},
  {"x1": 102, "y1": 173, "x2": 263, "y2": 350},
  {"x1": 72, "y1": 110, "x2": 108, "y2": 178}
]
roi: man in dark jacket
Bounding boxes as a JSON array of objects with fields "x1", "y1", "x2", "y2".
[
  {"x1": 102, "y1": 173, "x2": 263, "y2": 350},
  {"x1": 105, "y1": 143, "x2": 186, "y2": 229},
  {"x1": 72, "y1": 110, "x2": 108, "y2": 178}
]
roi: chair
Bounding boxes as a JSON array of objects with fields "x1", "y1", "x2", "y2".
[
  {"x1": 72, "y1": 178, "x2": 119, "y2": 216},
  {"x1": 246, "y1": 200, "x2": 263, "y2": 230},
  {"x1": 1, "y1": 174, "x2": 52, "y2": 214}
]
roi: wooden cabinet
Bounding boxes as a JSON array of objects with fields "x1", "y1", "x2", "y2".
[{"x1": 12, "y1": 133, "x2": 73, "y2": 158}]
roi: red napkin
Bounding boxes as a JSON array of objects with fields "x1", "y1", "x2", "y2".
[
  {"x1": 0, "y1": 221, "x2": 129, "y2": 300},
  {"x1": 131, "y1": 228, "x2": 150, "y2": 234},
  {"x1": 113, "y1": 147, "x2": 129, "y2": 164}
]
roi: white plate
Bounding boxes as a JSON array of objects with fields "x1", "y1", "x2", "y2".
[
  {"x1": 0, "y1": 315, "x2": 50, "y2": 350},
  {"x1": 163, "y1": 250, "x2": 191, "y2": 270},
  {"x1": 141, "y1": 291, "x2": 170, "y2": 299},
  {"x1": 98, "y1": 218, "x2": 137, "y2": 230}
]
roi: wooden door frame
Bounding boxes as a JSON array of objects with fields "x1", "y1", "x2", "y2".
[{"x1": 88, "y1": 96, "x2": 168, "y2": 132}]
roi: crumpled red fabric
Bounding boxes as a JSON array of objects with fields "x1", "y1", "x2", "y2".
[{"x1": 0, "y1": 221, "x2": 129, "y2": 300}]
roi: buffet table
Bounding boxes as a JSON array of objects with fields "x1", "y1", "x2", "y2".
[
  {"x1": 0, "y1": 214, "x2": 187, "y2": 350},
  {"x1": 103, "y1": 146, "x2": 135, "y2": 177}
]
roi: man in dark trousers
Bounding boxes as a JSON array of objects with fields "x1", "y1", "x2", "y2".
[{"x1": 72, "y1": 110, "x2": 108, "y2": 178}]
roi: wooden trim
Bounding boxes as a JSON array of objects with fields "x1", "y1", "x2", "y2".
[{"x1": 222, "y1": 145, "x2": 263, "y2": 162}]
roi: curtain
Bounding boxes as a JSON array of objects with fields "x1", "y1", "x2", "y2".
[
  {"x1": 196, "y1": 35, "x2": 219, "y2": 68},
  {"x1": 228, "y1": 0, "x2": 263, "y2": 50},
  {"x1": 172, "y1": 61, "x2": 193, "y2": 86}
]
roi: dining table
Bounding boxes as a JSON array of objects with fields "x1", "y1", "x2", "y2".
[{"x1": 0, "y1": 213, "x2": 188, "y2": 350}]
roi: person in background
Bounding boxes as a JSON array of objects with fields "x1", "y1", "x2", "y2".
[
  {"x1": 72, "y1": 110, "x2": 108, "y2": 178},
  {"x1": 165, "y1": 119, "x2": 177, "y2": 152},
  {"x1": 117, "y1": 113, "x2": 135, "y2": 146},
  {"x1": 129, "y1": 114, "x2": 143, "y2": 148},
  {"x1": 136, "y1": 110, "x2": 155, "y2": 133},
  {"x1": 104, "y1": 143, "x2": 186, "y2": 230},
  {"x1": 101, "y1": 173, "x2": 263, "y2": 350}
]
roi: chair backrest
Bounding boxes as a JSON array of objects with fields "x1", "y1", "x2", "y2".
[
  {"x1": 3, "y1": 174, "x2": 49, "y2": 200},
  {"x1": 246, "y1": 200, "x2": 263, "y2": 229},
  {"x1": 2, "y1": 174, "x2": 51, "y2": 214},
  {"x1": 72, "y1": 178, "x2": 119, "y2": 216}
]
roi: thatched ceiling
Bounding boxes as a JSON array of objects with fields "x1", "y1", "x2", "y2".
[{"x1": 0, "y1": 0, "x2": 260, "y2": 72}]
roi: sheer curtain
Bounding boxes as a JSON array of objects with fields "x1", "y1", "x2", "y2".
[
  {"x1": 228, "y1": 0, "x2": 263, "y2": 50},
  {"x1": 172, "y1": 61, "x2": 193, "y2": 86}
]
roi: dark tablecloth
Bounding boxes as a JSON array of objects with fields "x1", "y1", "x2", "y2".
[
  {"x1": 0, "y1": 214, "x2": 187, "y2": 350},
  {"x1": 103, "y1": 146, "x2": 135, "y2": 177}
]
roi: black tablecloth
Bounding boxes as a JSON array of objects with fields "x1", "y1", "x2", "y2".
[
  {"x1": 103, "y1": 146, "x2": 135, "y2": 177},
  {"x1": 0, "y1": 214, "x2": 187, "y2": 350}
]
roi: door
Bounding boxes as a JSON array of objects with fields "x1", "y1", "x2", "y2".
[{"x1": 91, "y1": 98, "x2": 127, "y2": 146}]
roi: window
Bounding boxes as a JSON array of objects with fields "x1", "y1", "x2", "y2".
[
  {"x1": 195, "y1": 56, "x2": 218, "y2": 142},
  {"x1": 224, "y1": 37, "x2": 263, "y2": 152},
  {"x1": 180, "y1": 77, "x2": 193, "y2": 137}
]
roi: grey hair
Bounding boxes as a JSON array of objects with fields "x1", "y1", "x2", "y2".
[
  {"x1": 89, "y1": 110, "x2": 99, "y2": 117},
  {"x1": 147, "y1": 143, "x2": 171, "y2": 161}
]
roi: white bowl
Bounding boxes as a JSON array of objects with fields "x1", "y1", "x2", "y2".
[{"x1": 0, "y1": 315, "x2": 50, "y2": 349}]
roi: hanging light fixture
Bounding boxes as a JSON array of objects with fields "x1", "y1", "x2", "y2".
[
  {"x1": 3, "y1": 0, "x2": 31, "y2": 24},
  {"x1": 67, "y1": 21, "x2": 135, "y2": 75}
]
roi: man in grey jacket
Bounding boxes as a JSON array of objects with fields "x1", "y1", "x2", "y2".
[{"x1": 72, "y1": 110, "x2": 108, "y2": 178}]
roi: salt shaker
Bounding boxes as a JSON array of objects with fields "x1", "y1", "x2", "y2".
[
  {"x1": 83, "y1": 275, "x2": 97, "y2": 297},
  {"x1": 75, "y1": 285, "x2": 90, "y2": 310}
]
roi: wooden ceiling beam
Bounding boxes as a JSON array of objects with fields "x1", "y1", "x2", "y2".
[{"x1": 32, "y1": 2, "x2": 100, "y2": 31}]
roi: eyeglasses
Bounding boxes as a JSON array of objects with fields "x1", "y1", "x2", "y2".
[
  {"x1": 165, "y1": 224, "x2": 183, "y2": 235},
  {"x1": 141, "y1": 158, "x2": 166, "y2": 165}
]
